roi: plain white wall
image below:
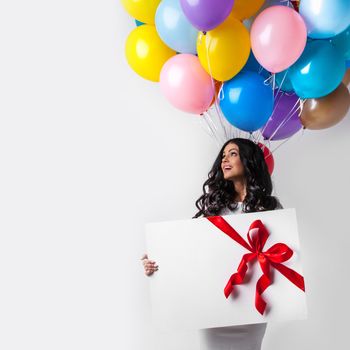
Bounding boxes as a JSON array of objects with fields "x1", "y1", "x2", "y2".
[{"x1": 0, "y1": 1, "x2": 349, "y2": 349}]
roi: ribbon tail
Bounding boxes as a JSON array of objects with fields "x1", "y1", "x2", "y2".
[
  {"x1": 271, "y1": 262, "x2": 305, "y2": 292},
  {"x1": 255, "y1": 273, "x2": 271, "y2": 315},
  {"x1": 224, "y1": 253, "x2": 255, "y2": 298}
]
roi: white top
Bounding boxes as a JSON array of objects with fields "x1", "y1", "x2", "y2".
[{"x1": 198, "y1": 203, "x2": 268, "y2": 350}]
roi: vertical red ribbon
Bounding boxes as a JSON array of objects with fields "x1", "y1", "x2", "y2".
[{"x1": 206, "y1": 216, "x2": 305, "y2": 315}]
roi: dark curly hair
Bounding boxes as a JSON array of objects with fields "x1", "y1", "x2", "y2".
[{"x1": 193, "y1": 138, "x2": 282, "y2": 218}]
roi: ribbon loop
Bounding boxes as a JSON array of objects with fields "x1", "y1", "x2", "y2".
[{"x1": 264, "y1": 243, "x2": 293, "y2": 263}]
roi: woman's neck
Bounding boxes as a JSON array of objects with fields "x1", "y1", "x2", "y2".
[{"x1": 233, "y1": 177, "x2": 246, "y2": 202}]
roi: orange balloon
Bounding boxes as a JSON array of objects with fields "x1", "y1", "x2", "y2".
[
  {"x1": 230, "y1": 0, "x2": 265, "y2": 20},
  {"x1": 300, "y1": 83, "x2": 350, "y2": 130},
  {"x1": 209, "y1": 80, "x2": 223, "y2": 107}
]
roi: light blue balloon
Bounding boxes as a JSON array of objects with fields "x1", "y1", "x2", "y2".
[
  {"x1": 289, "y1": 40, "x2": 346, "y2": 98},
  {"x1": 330, "y1": 26, "x2": 350, "y2": 60},
  {"x1": 300, "y1": 0, "x2": 350, "y2": 39},
  {"x1": 220, "y1": 71, "x2": 274, "y2": 132},
  {"x1": 155, "y1": 0, "x2": 198, "y2": 54}
]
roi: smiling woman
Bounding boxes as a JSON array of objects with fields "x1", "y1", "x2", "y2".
[
  {"x1": 141, "y1": 138, "x2": 283, "y2": 349},
  {"x1": 193, "y1": 137, "x2": 282, "y2": 218}
]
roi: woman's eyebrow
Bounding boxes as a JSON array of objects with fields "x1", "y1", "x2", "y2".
[{"x1": 222, "y1": 148, "x2": 238, "y2": 155}]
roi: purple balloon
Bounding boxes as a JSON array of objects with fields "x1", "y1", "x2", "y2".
[
  {"x1": 180, "y1": 0, "x2": 234, "y2": 32},
  {"x1": 262, "y1": 90, "x2": 302, "y2": 140}
]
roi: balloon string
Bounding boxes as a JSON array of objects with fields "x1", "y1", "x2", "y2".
[
  {"x1": 201, "y1": 111, "x2": 223, "y2": 146},
  {"x1": 270, "y1": 134, "x2": 294, "y2": 154},
  {"x1": 199, "y1": 114, "x2": 215, "y2": 138},
  {"x1": 274, "y1": 69, "x2": 289, "y2": 99},
  {"x1": 205, "y1": 109, "x2": 220, "y2": 137},
  {"x1": 267, "y1": 97, "x2": 302, "y2": 142},
  {"x1": 263, "y1": 75, "x2": 273, "y2": 86},
  {"x1": 257, "y1": 69, "x2": 290, "y2": 143},
  {"x1": 269, "y1": 98, "x2": 306, "y2": 154},
  {"x1": 270, "y1": 120, "x2": 305, "y2": 155}
]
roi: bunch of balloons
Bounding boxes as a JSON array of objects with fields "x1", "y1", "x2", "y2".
[{"x1": 122, "y1": 0, "x2": 350, "y2": 169}]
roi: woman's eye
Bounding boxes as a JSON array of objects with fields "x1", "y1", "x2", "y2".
[{"x1": 230, "y1": 152, "x2": 236, "y2": 156}]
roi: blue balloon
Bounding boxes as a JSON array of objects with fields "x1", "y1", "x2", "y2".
[
  {"x1": 135, "y1": 20, "x2": 144, "y2": 27},
  {"x1": 242, "y1": 50, "x2": 270, "y2": 79},
  {"x1": 220, "y1": 71, "x2": 274, "y2": 132},
  {"x1": 300, "y1": 0, "x2": 350, "y2": 39},
  {"x1": 330, "y1": 25, "x2": 350, "y2": 60},
  {"x1": 155, "y1": 0, "x2": 198, "y2": 54},
  {"x1": 275, "y1": 70, "x2": 294, "y2": 93},
  {"x1": 289, "y1": 40, "x2": 346, "y2": 98}
]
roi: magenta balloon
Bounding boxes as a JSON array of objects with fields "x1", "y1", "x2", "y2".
[
  {"x1": 180, "y1": 0, "x2": 234, "y2": 31},
  {"x1": 262, "y1": 90, "x2": 302, "y2": 140}
]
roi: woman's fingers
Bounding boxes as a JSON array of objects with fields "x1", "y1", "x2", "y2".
[
  {"x1": 145, "y1": 262, "x2": 158, "y2": 269},
  {"x1": 141, "y1": 254, "x2": 158, "y2": 276},
  {"x1": 144, "y1": 263, "x2": 159, "y2": 275}
]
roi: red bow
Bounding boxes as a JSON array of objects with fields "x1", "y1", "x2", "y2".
[{"x1": 206, "y1": 216, "x2": 305, "y2": 315}]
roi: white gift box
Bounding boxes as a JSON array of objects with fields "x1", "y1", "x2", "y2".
[{"x1": 145, "y1": 208, "x2": 308, "y2": 331}]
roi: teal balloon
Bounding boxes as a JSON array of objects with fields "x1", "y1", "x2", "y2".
[
  {"x1": 289, "y1": 40, "x2": 346, "y2": 98},
  {"x1": 275, "y1": 70, "x2": 294, "y2": 93},
  {"x1": 135, "y1": 20, "x2": 144, "y2": 26},
  {"x1": 300, "y1": 0, "x2": 350, "y2": 39},
  {"x1": 330, "y1": 26, "x2": 350, "y2": 60},
  {"x1": 155, "y1": 0, "x2": 198, "y2": 54},
  {"x1": 220, "y1": 71, "x2": 274, "y2": 132}
]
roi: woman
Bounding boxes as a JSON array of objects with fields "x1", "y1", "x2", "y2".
[{"x1": 141, "y1": 137, "x2": 283, "y2": 350}]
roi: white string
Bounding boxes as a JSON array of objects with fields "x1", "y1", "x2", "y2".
[
  {"x1": 201, "y1": 112, "x2": 222, "y2": 146},
  {"x1": 267, "y1": 97, "x2": 302, "y2": 142}
]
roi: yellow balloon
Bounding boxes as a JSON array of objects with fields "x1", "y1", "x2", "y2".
[
  {"x1": 197, "y1": 17, "x2": 250, "y2": 82},
  {"x1": 230, "y1": 0, "x2": 264, "y2": 20},
  {"x1": 121, "y1": 0, "x2": 161, "y2": 24},
  {"x1": 125, "y1": 25, "x2": 176, "y2": 82}
]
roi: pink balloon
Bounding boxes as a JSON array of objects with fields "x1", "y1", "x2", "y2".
[
  {"x1": 251, "y1": 5, "x2": 307, "y2": 73},
  {"x1": 160, "y1": 54, "x2": 214, "y2": 114}
]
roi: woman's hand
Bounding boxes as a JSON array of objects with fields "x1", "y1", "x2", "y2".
[{"x1": 141, "y1": 253, "x2": 159, "y2": 276}]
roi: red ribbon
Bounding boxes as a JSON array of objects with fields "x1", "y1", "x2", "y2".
[{"x1": 206, "y1": 216, "x2": 305, "y2": 315}]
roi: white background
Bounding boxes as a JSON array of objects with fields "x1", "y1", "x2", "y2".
[{"x1": 0, "y1": 1, "x2": 349, "y2": 349}]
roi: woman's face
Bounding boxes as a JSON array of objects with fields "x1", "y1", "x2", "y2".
[{"x1": 221, "y1": 142, "x2": 245, "y2": 180}]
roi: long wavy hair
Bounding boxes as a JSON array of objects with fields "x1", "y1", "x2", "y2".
[{"x1": 193, "y1": 138, "x2": 281, "y2": 218}]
